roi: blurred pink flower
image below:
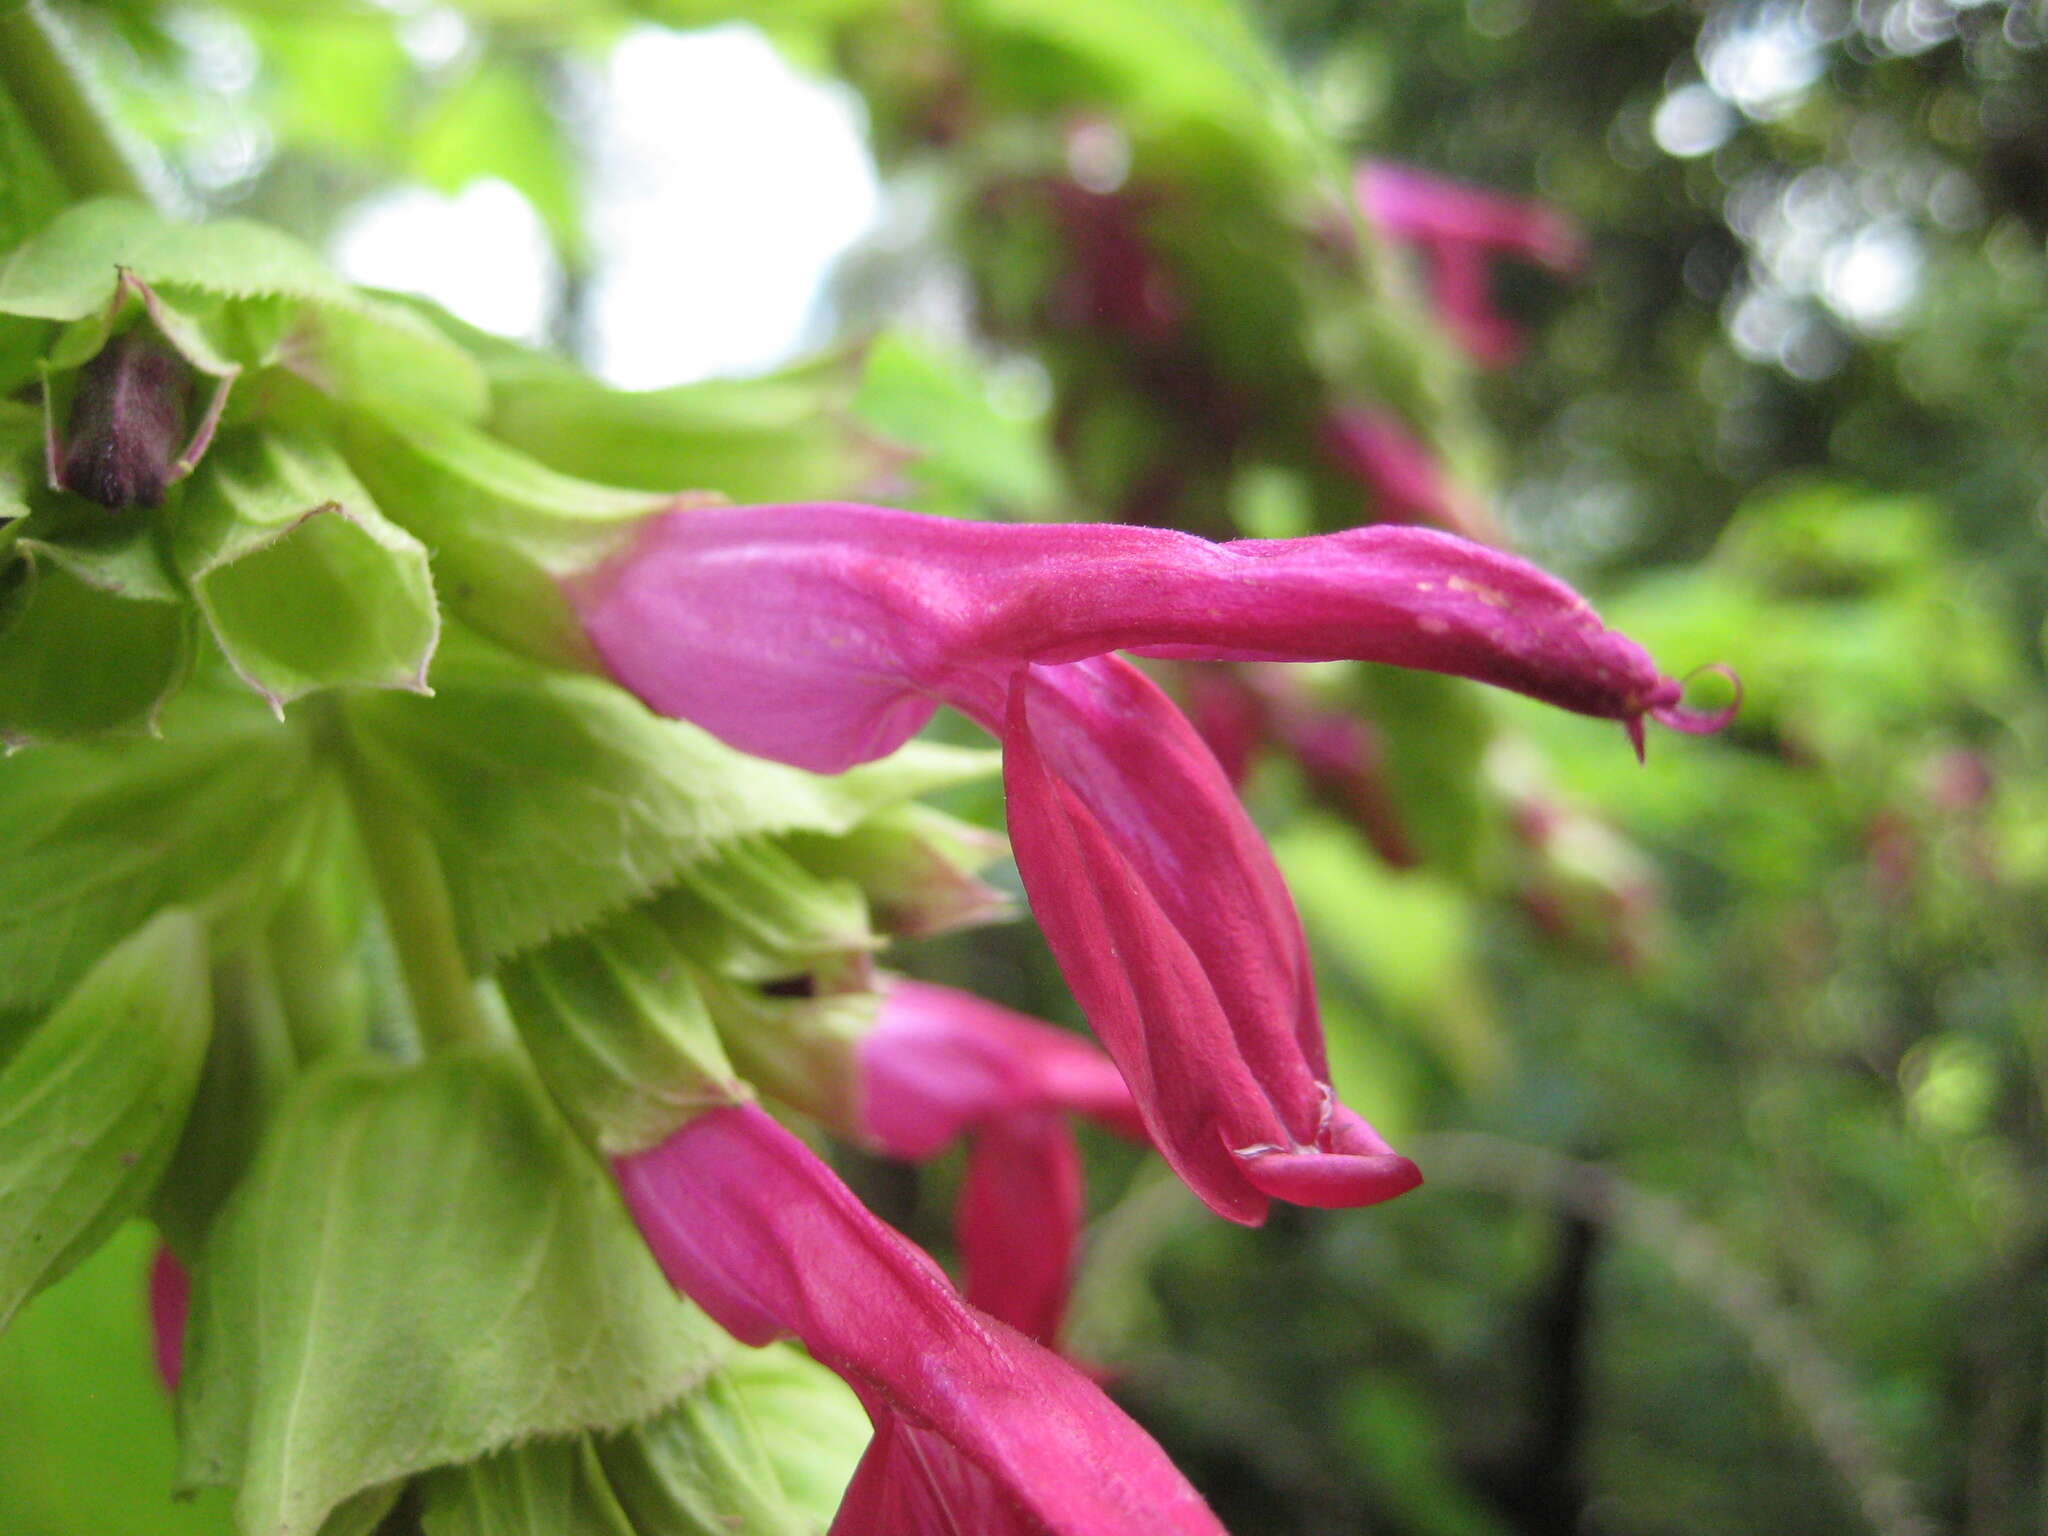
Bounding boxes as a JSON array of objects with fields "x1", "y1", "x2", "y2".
[
  {"x1": 857, "y1": 976, "x2": 1144, "y2": 1346},
  {"x1": 1357, "y1": 160, "x2": 1587, "y2": 367}
]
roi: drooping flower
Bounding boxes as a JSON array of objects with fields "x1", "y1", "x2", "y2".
[
  {"x1": 1356, "y1": 160, "x2": 1586, "y2": 367},
  {"x1": 615, "y1": 1102, "x2": 1227, "y2": 1536},
  {"x1": 856, "y1": 976, "x2": 1143, "y2": 1345},
  {"x1": 570, "y1": 503, "x2": 1712, "y2": 1223}
]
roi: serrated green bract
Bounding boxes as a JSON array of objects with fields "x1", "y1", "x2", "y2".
[
  {"x1": 689, "y1": 969, "x2": 876, "y2": 1130},
  {"x1": 0, "y1": 683, "x2": 315, "y2": 1010},
  {"x1": 336, "y1": 406, "x2": 666, "y2": 671},
  {"x1": 342, "y1": 628, "x2": 1001, "y2": 963},
  {"x1": 482, "y1": 347, "x2": 882, "y2": 505},
  {"x1": 705, "y1": 1343, "x2": 869, "y2": 1525},
  {"x1": 176, "y1": 429, "x2": 439, "y2": 710},
  {"x1": 178, "y1": 1047, "x2": 729, "y2": 1536},
  {"x1": 0, "y1": 200, "x2": 487, "y2": 422},
  {"x1": 500, "y1": 909, "x2": 742, "y2": 1156},
  {"x1": 785, "y1": 802, "x2": 1012, "y2": 938},
  {"x1": 0, "y1": 908, "x2": 210, "y2": 1334},
  {"x1": 0, "y1": 521, "x2": 191, "y2": 745}
]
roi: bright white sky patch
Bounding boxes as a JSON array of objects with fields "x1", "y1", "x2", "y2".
[
  {"x1": 585, "y1": 24, "x2": 881, "y2": 387},
  {"x1": 333, "y1": 178, "x2": 556, "y2": 340}
]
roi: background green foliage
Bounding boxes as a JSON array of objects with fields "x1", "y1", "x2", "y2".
[{"x1": 3, "y1": 0, "x2": 2044, "y2": 1533}]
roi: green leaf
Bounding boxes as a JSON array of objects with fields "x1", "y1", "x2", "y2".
[
  {"x1": 175, "y1": 429, "x2": 439, "y2": 710},
  {"x1": 151, "y1": 948, "x2": 306, "y2": 1260},
  {"x1": 597, "y1": 1354, "x2": 860, "y2": 1535},
  {"x1": 179, "y1": 1048, "x2": 729, "y2": 1536},
  {"x1": 484, "y1": 349, "x2": 882, "y2": 505},
  {"x1": 0, "y1": 909, "x2": 211, "y2": 1333},
  {"x1": 0, "y1": 683, "x2": 317, "y2": 1010},
  {"x1": 0, "y1": 200, "x2": 488, "y2": 422},
  {"x1": 688, "y1": 968, "x2": 875, "y2": 1130},
  {"x1": 784, "y1": 802, "x2": 1012, "y2": 938},
  {"x1": 418, "y1": 1440, "x2": 637, "y2": 1536},
  {"x1": 0, "y1": 76, "x2": 69, "y2": 254},
  {"x1": 706, "y1": 1343, "x2": 868, "y2": 1525},
  {"x1": 0, "y1": 512, "x2": 191, "y2": 746},
  {"x1": 0, "y1": 199, "x2": 351, "y2": 317},
  {"x1": 335, "y1": 405, "x2": 666, "y2": 671},
  {"x1": 651, "y1": 836, "x2": 877, "y2": 984},
  {"x1": 501, "y1": 908, "x2": 741, "y2": 1156},
  {"x1": 343, "y1": 629, "x2": 1003, "y2": 962}
]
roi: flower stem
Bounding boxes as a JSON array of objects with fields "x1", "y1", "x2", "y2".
[
  {"x1": 326, "y1": 707, "x2": 494, "y2": 1054},
  {"x1": 0, "y1": 1, "x2": 151, "y2": 203}
]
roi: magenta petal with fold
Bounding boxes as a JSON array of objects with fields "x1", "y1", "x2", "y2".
[
  {"x1": 958, "y1": 1109, "x2": 1086, "y2": 1349},
  {"x1": 615, "y1": 1104, "x2": 1227, "y2": 1536},
  {"x1": 1005, "y1": 658, "x2": 1421, "y2": 1223},
  {"x1": 856, "y1": 977, "x2": 1142, "y2": 1343},
  {"x1": 858, "y1": 977, "x2": 1144, "y2": 1158}
]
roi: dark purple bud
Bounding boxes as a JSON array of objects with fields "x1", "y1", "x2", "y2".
[{"x1": 58, "y1": 333, "x2": 193, "y2": 511}]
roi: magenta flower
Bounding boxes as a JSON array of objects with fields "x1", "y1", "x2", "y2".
[
  {"x1": 616, "y1": 1102, "x2": 1227, "y2": 1535},
  {"x1": 857, "y1": 977, "x2": 1143, "y2": 1345},
  {"x1": 1356, "y1": 161, "x2": 1587, "y2": 367},
  {"x1": 571, "y1": 503, "x2": 1707, "y2": 1223}
]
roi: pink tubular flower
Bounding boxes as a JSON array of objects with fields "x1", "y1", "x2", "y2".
[
  {"x1": 571, "y1": 504, "x2": 1712, "y2": 1223},
  {"x1": 857, "y1": 977, "x2": 1144, "y2": 1345},
  {"x1": 1356, "y1": 161, "x2": 1587, "y2": 367},
  {"x1": 616, "y1": 1103, "x2": 1227, "y2": 1536}
]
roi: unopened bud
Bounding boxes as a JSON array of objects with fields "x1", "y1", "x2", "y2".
[{"x1": 59, "y1": 333, "x2": 192, "y2": 510}]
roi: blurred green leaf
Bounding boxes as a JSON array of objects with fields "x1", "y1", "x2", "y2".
[{"x1": 0, "y1": 909, "x2": 209, "y2": 1333}]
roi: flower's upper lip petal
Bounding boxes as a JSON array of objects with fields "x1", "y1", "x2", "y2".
[{"x1": 569, "y1": 503, "x2": 1691, "y2": 779}]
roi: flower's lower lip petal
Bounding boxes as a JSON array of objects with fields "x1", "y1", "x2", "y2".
[
  {"x1": 960, "y1": 1110, "x2": 1084, "y2": 1348},
  {"x1": 617, "y1": 1105, "x2": 1230, "y2": 1536},
  {"x1": 1235, "y1": 1148, "x2": 1424, "y2": 1208}
]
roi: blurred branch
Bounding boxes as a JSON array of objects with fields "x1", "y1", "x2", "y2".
[
  {"x1": 0, "y1": 2, "x2": 151, "y2": 203},
  {"x1": 1413, "y1": 1133, "x2": 1940, "y2": 1536}
]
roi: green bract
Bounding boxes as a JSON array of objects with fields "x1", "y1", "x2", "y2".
[
  {"x1": 179, "y1": 1048, "x2": 730, "y2": 1536},
  {"x1": 0, "y1": 908, "x2": 211, "y2": 1333},
  {"x1": 0, "y1": 506, "x2": 192, "y2": 743},
  {"x1": 500, "y1": 909, "x2": 743, "y2": 1155},
  {"x1": 0, "y1": 685, "x2": 316, "y2": 1010},
  {"x1": 177, "y1": 430, "x2": 439, "y2": 709},
  {"x1": 343, "y1": 628, "x2": 999, "y2": 964}
]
